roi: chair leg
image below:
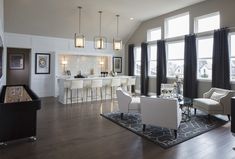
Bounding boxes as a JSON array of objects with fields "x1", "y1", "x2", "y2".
[
  {"x1": 194, "y1": 108, "x2": 197, "y2": 115},
  {"x1": 143, "y1": 124, "x2": 146, "y2": 132},
  {"x1": 100, "y1": 88, "x2": 102, "y2": 101},
  {"x1": 77, "y1": 89, "x2": 79, "y2": 103},
  {"x1": 66, "y1": 88, "x2": 68, "y2": 104},
  {"x1": 228, "y1": 114, "x2": 231, "y2": 121},
  {"x1": 174, "y1": 130, "x2": 177, "y2": 139},
  {"x1": 71, "y1": 90, "x2": 72, "y2": 105}
]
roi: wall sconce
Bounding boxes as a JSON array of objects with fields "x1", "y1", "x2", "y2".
[{"x1": 100, "y1": 57, "x2": 105, "y2": 72}]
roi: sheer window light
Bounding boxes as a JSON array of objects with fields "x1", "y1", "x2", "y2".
[
  {"x1": 194, "y1": 12, "x2": 220, "y2": 33},
  {"x1": 134, "y1": 47, "x2": 141, "y2": 76},
  {"x1": 147, "y1": 28, "x2": 161, "y2": 42},
  {"x1": 230, "y1": 34, "x2": 235, "y2": 81},
  {"x1": 148, "y1": 45, "x2": 157, "y2": 76},
  {"x1": 165, "y1": 12, "x2": 189, "y2": 38},
  {"x1": 166, "y1": 41, "x2": 185, "y2": 78},
  {"x1": 197, "y1": 37, "x2": 213, "y2": 80}
]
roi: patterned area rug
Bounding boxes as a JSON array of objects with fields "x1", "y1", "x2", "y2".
[{"x1": 100, "y1": 112, "x2": 227, "y2": 149}]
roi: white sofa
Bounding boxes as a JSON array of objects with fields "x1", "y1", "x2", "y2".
[
  {"x1": 116, "y1": 87, "x2": 140, "y2": 119},
  {"x1": 193, "y1": 87, "x2": 235, "y2": 120},
  {"x1": 140, "y1": 96, "x2": 182, "y2": 138}
]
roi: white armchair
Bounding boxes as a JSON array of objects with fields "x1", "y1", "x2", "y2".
[
  {"x1": 193, "y1": 87, "x2": 235, "y2": 120},
  {"x1": 116, "y1": 87, "x2": 140, "y2": 119},
  {"x1": 140, "y1": 96, "x2": 182, "y2": 138}
]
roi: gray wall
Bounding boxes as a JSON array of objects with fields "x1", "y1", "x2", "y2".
[{"x1": 125, "y1": 0, "x2": 235, "y2": 97}]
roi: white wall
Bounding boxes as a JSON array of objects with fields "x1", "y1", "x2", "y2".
[{"x1": 5, "y1": 32, "x2": 125, "y2": 97}]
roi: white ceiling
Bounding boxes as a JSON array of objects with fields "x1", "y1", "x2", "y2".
[{"x1": 4, "y1": 0, "x2": 206, "y2": 43}]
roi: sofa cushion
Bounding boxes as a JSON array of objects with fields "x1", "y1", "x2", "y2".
[
  {"x1": 210, "y1": 92, "x2": 224, "y2": 102},
  {"x1": 193, "y1": 98, "x2": 223, "y2": 111}
]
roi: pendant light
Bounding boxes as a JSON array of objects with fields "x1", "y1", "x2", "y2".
[
  {"x1": 94, "y1": 11, "x2": 107, "y2": 49},
  {"x1": 113, "y1": 15, "x2": 122, "y2": 50},
  {"x1": 75, "y1": 6, "x2": 85, "y2": 48}
]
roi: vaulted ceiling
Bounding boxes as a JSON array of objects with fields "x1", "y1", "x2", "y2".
[{"x1": 4, "y1": 0, "x2": 206, "y2": 43}]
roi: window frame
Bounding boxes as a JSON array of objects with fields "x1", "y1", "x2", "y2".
[
  {"x1": 194, "y1": 12, "x2": 220, "y2": 34},
  {"x1": 164, "y1": 12, "x2": 190, "y2": 39},
  {"x1": 196, "y1": 36, "x2": 214, "y2": 81},
  {"x1": 166, "y1": 40, "x2": 185, "y2": 78},
  {"x1": 147, "y1": 27, "x2": 161, "y2": 42},
  {"x1": 134, "y1": 46, "x2": 141, "y2": 76}
]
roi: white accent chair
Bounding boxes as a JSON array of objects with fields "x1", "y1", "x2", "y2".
[
  {"x1": 116, "y1": 87, "x2": 140, "y2": 119},
  {"x1": 193, "y1": 88, "x2": 235, "y2": 120},
  {"x1": 140, "y1": 96, "x2": 182, "y2": 138}
]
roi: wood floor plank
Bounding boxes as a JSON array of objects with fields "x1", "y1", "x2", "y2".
[{"x1": 0, "y1": 97, "x2": 235, "y2": 159}]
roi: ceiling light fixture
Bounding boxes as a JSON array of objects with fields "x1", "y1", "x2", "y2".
[
  {"x1": 75, "y1": 6, "x2": 85, "y2": 48},
  {"x1": 94, "y1": 11, "x2": 107, "y2": 49},
  {"x1": 113, "y1": 15, "x2": 122, "y2": 51}
]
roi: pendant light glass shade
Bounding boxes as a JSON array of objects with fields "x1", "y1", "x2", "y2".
[
  {"x1": 75, "y1": 6, "x2": 85, "y2": 48},
  {"x1": 94, "y1": 11, "x2": 107, "y2": 49},
  {"x1": 113, "y1": 15, "x2": 122, "y2": 50},
  {"x1": 75, "y1": 33, "x2": 85, "y2": 48}
]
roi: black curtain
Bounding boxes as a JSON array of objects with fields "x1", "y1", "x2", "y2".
[
  {"x1": 128, "y1": 44, "x2": 135, "y2": 93},
  {"x1": 141, "y1": 42, "x2": 149, "y2": 95},
  {"x1": 128, "y1": 44, "x2": 135, "y2": 76},
  {"x1": 156, "y1": 40, "x2": 167, "y2": 96},
  {"x1": 212, "y1": 28, "x2": 230, "y2": 89},
  {"x1": 183, "y1": 34, "x2": 198, "y2": 98}
]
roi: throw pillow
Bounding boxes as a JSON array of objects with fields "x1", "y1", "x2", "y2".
[{"x1": 210, "y1": 92, "x2": 224, "y2": 102}]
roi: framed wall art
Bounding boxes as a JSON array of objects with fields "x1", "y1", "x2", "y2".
[
  {"x1": 9, "y1": 53, "x2": 24, "y2": 70},
  {"x1": 113, "y1": 57, "x2": 122, "y2": 73},
  {"x1": 35, "y1": 53, "x2": 50, "y2": 74}
]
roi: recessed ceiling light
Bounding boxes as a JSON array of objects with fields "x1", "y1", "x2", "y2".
[{"x1": 130, "y1": 18, "x2": 134, "y2": 20}]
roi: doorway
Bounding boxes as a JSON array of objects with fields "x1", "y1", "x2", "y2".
[{"x1": 7, "y1": 48, "x2": 31, "y2": 86}]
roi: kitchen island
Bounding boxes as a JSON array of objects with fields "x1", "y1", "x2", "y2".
[{"x1": 57, "y1": 76, "x2": 135, "y2": 104}]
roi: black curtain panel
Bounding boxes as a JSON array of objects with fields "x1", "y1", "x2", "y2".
[
  {"x1": 128, "y1": 44, "x2": 135, "y2": 93},
  {"x1": 156, "y1": 40, "x2": 167, "y2": 96},
  {"x1": 141, "y1": 42, "x2": 149, "y2": 95},
  {"x1": 128, "y1": 44, "x2": 135, "y2": 76},
  {"x1": 183, "y1": 34, "x2": 198, "y2": 98},
  {"x1": 212, "y1": 28, "x2": 230, "y2": 89}
]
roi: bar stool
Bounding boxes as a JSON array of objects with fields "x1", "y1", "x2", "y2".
[
  {"x1": 105, "y1": 78, "x2": 121, "y2": 99},
  {"x1": 67, "y1": 80, "x2": 84, "y2": 104},
  {"x1": 86, "y1": 79, "x2": 103, "y2": 101},
  {"x1": 64, "y1": 81, "x2": 71, "y2": 104}
]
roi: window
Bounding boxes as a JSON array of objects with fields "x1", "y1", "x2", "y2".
[
  {"x1": 230, "y1": 34, "x2": 235, "y2": 81},
  {"x1": 147, "y1": 27, "x2": 161, "y2": 42},
  {"x1": 165, "y1": 12, "x2": 189, "y2": 38},
  {"x1": 134, "y1": 47, "x2": 141, "y2": 75},
  {"x1": 167, "y1": 41, "x2": 184, "y2": 78},
  {"x1": 194, "y1": 12, "x2": 220, "y2": 33},
  {"x1": 197, "y1": 37, "x2": 213, "y2": 80},
  {"x1": 148, "y1": 45, "x2": 157, "y2": 76}
]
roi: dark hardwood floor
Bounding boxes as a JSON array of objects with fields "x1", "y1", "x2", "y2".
[{"x1": 0, "y1": 97, "x2": 235, "y2": 159}]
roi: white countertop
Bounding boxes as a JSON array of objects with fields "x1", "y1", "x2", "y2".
[{"x1": 57, "y1": 75, "x2": 134, "y2": 81}]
